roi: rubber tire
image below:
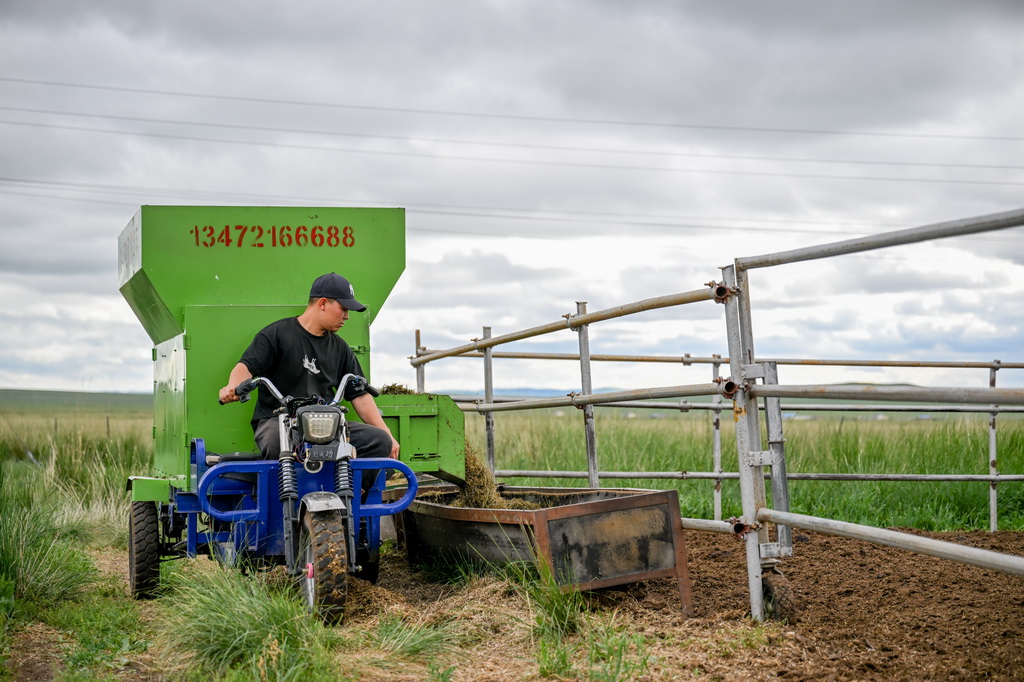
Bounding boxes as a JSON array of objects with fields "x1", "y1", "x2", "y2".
[
  {"x1": 298, "y1": 510, "x2": 349, "y2": 624},
  {"x1": 129, "y1": 501, "x2": 161, "y2": 599},
  {"x1": 762, "y1": 573, "x2": 798, "y2": 622}
]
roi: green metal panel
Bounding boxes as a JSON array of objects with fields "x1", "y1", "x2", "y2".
[
  {"x1": 118, "y1": 206, "x2": 405, "y2": 344},
  {"x1": 128, "y1": 476, "x2": 172, "y2": 503},
  {"x1": 375, "y1": 394, "x2": 466, "y2": 483},
  {"x1": 118, "y1": 206, "x2": 406, "y2": 484},
  {"x1": 153, "y1": 334, "x2": 187, "y2": 480}
]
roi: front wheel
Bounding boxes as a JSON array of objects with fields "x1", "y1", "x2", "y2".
[
  {"x1": 297, "y1": 510, "x2": 349, "y2": 624},
  {"x1": 129, "y1": 501, "x2": 160, "y2": 599}
]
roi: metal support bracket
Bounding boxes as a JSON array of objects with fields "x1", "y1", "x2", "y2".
[
  {"x1": 742, "y1": 363, "x2": 766, "y2": 380},
  {"x1": 760, "y1": 542, "x2": 794, "y2": 559},
  {"x1": 744, "y1": 450, "x2": 775, "y2": 467}
]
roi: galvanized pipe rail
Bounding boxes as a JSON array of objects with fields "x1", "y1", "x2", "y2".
[
  {"x1": 493, "y1": 469, "x2": 1024, "y2": 483},
  {"x1": 448, "y1": 394, "x2": 1024, "y2": 414},
  {"x1": 458, "y1": 383, "x2": 724, "y2": 413},
  {"x1": 411, "y1": 287, "x2": 721, "y2": 369},
  {"x1": 750, "y1": 384, "x2": 1024, "y2": 404},
  {"x1": 734, "y1": 205, "x2": 1024, "y2": 271},
  {"x1": 722, "y1": 206, "x2": 1024, "y2": 620},
  {"x1": 425, "y1": 349, "x2": 1023, "y2": 371},
  {"x1": 758, "y1": 509, "x2": 1024, "y2": 576}
]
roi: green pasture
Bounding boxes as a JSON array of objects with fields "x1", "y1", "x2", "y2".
[
  {"x1": 469, "y1": 408, "x2": 1024, "y2": 532},
  {"x1": 0, "y1": 389, "x2": 1020, "y2": 533},
  {"x1": 1, "y1": 389, "x2": 1022, "y2": 679}
]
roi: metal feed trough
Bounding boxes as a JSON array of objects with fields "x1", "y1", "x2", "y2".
[{"x1": 397, "y1": 486, "x2": 693, "y2": 613}]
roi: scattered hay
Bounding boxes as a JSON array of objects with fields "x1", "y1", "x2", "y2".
[
  {"x1": 379, "y1": 383, "x2": 414, "y2": 395},
  {"x1": 447, "y1": 446, "x2": 538, "y2": 510},
  {"x1": 344, "y1": 576, "x2": 415, "y2": 622}
]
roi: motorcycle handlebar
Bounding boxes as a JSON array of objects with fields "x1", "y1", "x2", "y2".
[
  {"x1": 220, "y1": 374, "x2": 376, "y2": 406},
  {"x1": 331, "y1": 374, "x2": 379, "y2": 404},
  {"x1": 234, "y1": 378, "x2": 258, "y2": 403},
  {"x1": 219, "y1": 376, "x2": 286, "y2": 406}
]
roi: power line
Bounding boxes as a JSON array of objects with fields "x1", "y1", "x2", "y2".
[
  {"x1": 0, "y1": 178, "x2": 896, "y2": 230},
  {"x1": 2, "y1": 104, "x2": 1021, "y2": 173},
  {"x1": 0, "y1": 178, "x2": 871, "y2": 236},
  {"x1": 4, "y1": 75, "x2": 1024, "y2": 142},
  {"x1": 4, "y1": 119, "x2": 1024, "y2": 187},
  {"x1": 4, "y1": 178, "x2": 1023, "y2": 246}
]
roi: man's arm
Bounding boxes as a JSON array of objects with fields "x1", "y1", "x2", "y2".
[
  {"x1": 219, "y1": 363, "x2": 253, "y2": 404},
  {"x1": 351, "y1": 393, "x2": 400, "y2": 459}
]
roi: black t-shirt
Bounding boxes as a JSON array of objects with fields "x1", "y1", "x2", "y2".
[{"x1": 239, "y1": 317, "x2": 366, "y2": 430}]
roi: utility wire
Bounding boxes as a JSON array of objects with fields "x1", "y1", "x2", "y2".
[
  {"x1": 0, "y1": 178, "x2": 893, "y2": 229},
  {"x1": 3, "y1": 119, "x2": 1023, "y2": 187},
  {"x1": 5, "y1": 179, "x2": 1023, "y2": 247},
  {"x1": 0, "y1": 178, "x2": 876, "y2": 236},
  {"x1": 3, "y1": 75, "x2": 1024, "y2": 142},
  {"x1": 1, "y1": 105, "x2": 1021, "y2": 172}
]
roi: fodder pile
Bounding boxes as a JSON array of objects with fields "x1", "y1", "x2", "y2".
[{"x1": 445, "y1": 446, "x2": 538, "y2": 510}]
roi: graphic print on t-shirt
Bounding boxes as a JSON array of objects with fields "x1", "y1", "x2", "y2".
[{"x1": 302, "y1": 354, "x2": 321, "y2": 375}]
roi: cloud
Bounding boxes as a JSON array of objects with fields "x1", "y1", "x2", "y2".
[{"x1": 3, "y1": 1, "x2": 1024, "y2": 395}]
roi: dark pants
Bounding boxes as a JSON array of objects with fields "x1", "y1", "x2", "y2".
[
  {"x1": 253, "y1": 418, "x2": 393, "y2": 494},
  {"x1": 253, "y1": 418, "x2": 393, "y2": 459}
]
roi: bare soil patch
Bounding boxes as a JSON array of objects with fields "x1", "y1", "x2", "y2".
[
  {"x1": 346, "y1": 527, "x2": 1024, "y2": 680},
  {"x1": 668, "y1": 528, "x2": 1024, "y2": 680}
]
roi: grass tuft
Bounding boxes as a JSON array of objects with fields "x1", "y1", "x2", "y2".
[
  {"x1": 0, "y1": 461, "x2": 97, "y2": 607},
  {"x1": 366, "y1": 615, "x2": 466, "y2": 658},
  {"x1": 153, "y1": 560, "x2": 338, "y2": 679}
]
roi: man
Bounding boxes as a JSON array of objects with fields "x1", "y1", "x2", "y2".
[{"x1": 218, "y1": 272, "x2": 399, "y2": 460}]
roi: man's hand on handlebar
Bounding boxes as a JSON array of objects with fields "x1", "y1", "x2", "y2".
[
  {"x1": 219, "y1": 384, "x2": 240, "y2": 404},
  {"x1": 220, "y1": 363, "x2": 256, "y2": 405}
]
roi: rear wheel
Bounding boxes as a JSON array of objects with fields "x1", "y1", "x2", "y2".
[
  {"x1": 298, "y1": 510, "x2": 349, "y2": 624},
  {"x1": 129, "y1": 501, "x2": 160, "y2": 599},
  {"x1": 762, "y1": 572, "x2": 798, "y2": 622}
]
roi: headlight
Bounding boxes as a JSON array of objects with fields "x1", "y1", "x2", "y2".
[{"x1": 297, "y1": 406, "x2": 341, "y2": 444}]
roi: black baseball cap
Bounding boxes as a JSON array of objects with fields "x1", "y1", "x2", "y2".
[{"x1": 309, "y1": 273, "x2": 366, "y2": 312}]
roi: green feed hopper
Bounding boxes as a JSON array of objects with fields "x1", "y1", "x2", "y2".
[{"x1": 118, "y1": 206, "x2": 465, "y2": 502}]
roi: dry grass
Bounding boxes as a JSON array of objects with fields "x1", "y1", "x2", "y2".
[{"x1": 446, "y1": 446, "x2": 539, "y2": 510}]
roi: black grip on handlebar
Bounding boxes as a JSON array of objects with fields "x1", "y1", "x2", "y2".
[
  {"x1": 349, "y1": 376, "x2": 379, "y2": 398},
  {"x1": 235, "y1": 378, "x2": 257, "y2": 403}
]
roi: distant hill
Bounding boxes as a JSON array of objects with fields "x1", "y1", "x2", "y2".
[{"x1": 0, "y1": 389, "x2": 152, "y2": 412}]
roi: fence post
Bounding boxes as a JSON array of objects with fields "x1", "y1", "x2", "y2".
[
  {"x1": 712, "y1": 355, "x2": 723, "y2": 521},
  {"x1": 722, "y1": 264, "x2": 767, "y2": 621},
  {"x1": 575, "y1": 302, "x2": 600, "y2": 488},
  {"x1": 989, "y1": 360, "x2": 1000, "y2": 532},
  {"x1": 763, "y1": 362, "x2": 792, "y2": 555},
  {"x1": 415, "y1": 330, "x2": 426, "y2": 393},
  {"x1": 483, "y1": 326, "x2": 496, "y2": 472}
]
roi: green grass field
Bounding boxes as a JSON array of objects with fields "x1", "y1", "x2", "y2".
[
  {"x1": 1, "y1": 389, "x2": 1020, "y2": 532},
  {"x1": 468, "y1": 409, "x2": 1024, "y2": 532},
  {"x1": 1, "y1": 389, "x2": 1022, "y2": 679}
]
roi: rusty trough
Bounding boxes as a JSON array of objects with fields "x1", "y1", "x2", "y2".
[{"x1": 395, "y1": 486, "x2": 694, "y2": 614}]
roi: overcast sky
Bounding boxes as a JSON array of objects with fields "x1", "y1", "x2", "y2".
[{"x1": 2, "y1": 1, "x2": 1024, "y2": 397}]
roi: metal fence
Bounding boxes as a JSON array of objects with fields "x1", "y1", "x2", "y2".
[
  {"x1": 435, "y1": 355, "x2": 1024, "y2": 531},
  {"x1": 410, "y1": 206, "x2": 1024, "y2": 621}
]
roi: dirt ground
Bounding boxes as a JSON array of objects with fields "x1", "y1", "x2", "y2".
[
  {"x1": 5, "y1": 528, "x2": 1023, "y2": 680},
  {"x1": 676, "y1": 528, "x2": 1024, "y2": 680}
]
